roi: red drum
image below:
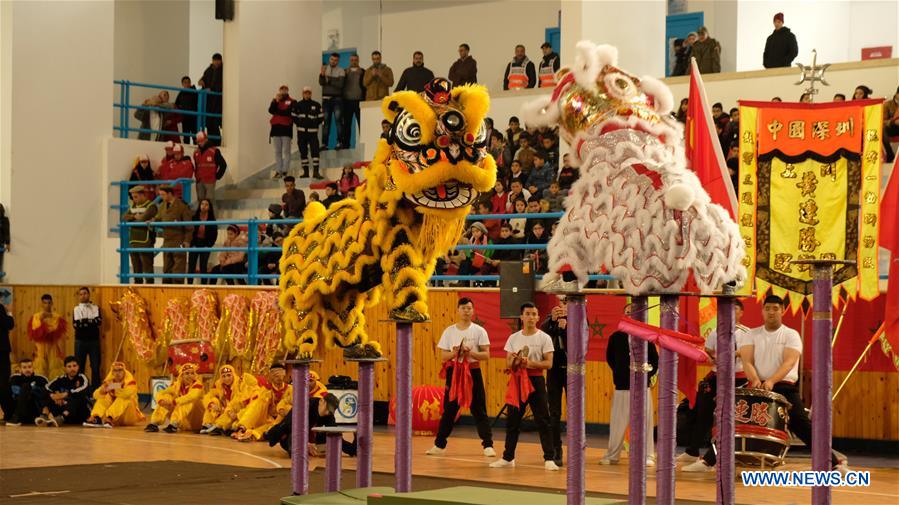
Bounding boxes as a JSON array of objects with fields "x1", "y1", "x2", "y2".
[
  {"x1": 167, "y1": 339, "x2": 216, "y2": 375},
  {"x1": 731, "y1": 387, "x2": 792, "y2": 468}
]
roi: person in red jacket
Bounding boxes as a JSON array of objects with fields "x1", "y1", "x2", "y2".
[
  {"x1": 193, "y1": 131, "x2": 227, "y2": 203},
  {"x1": 269, "y1": 85, "x2": 294, "y2": 179},
  {"x1": 166, "y1": 144, "x2": 195, "y2": 200}
]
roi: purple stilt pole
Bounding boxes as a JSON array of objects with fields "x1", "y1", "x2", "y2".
[
  {"x1": 627, "y1": 296, "x2": 648, "y2": 505},
  {"x1": 656, "y1": 295, "x2": 679, "y2": 505},
  {"x1": 811, "y1": 264, "x2": 834, "y2": 505},
  {"x1": 356, "y1": 361, "x2": 375, "y2": 488},
  {"x1": 395, "y1": 322, "x2": 413, "y2": 493},
  {"x1": 291, "y1": 362, "x2": 311, "y2": 495},
  {"x1": 715, "y1": 289, "x2": 736, "y2": 505},
  {"x1": 325, "y1": 434, "x2": 342, "y2": 492},
  {"x1": 566, "y1": 295, "x2": 588, "y2": 505}
]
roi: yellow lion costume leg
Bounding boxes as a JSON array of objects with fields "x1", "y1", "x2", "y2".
[{"x1": 380, "y1": 224, "x2": 431, "y2": 321}]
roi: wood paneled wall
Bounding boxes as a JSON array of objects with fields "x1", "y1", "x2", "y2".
[{"x1": 4, "y1": 285, "x2": 896, "y2": 441}]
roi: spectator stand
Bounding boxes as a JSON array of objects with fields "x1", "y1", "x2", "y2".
[{"x1": 114, "y1": 80, "x2": 222, "y2": 143}]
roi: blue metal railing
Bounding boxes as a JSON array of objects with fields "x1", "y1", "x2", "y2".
[{"x1": 114, "y1": 80, "x2": 223, "y2": 142}]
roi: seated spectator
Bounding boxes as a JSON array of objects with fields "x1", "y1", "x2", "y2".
[
  {"x1": 36, "y1": 356, "x2": 90, "y2": 426},
  {"x1": 260, "y1": 232, "x2": 285, "y2": 284},
  {"x1": 483, "y1": 118, "x2": 496, "y2": 146},
  {"x1": 175, "y1": 76, "x2": 198, "y2": 144},
  {"x1": 395, "y1": 51, "x2": 434, "y2": 93},
  {"x1": 526, "y1": 221, "x2": 550, "y2": 273},
  {"x1": 524, "y1": 197, "x2": 545, "y2": 236},
  {"x1": 188, "y1": 199, "x2": 218, "y2": 285},
  {"x1": 833, "y1": 93, "x2": 846, "y2": 102},
  {"x1": 799, "y1": 93, "x2": 811, "y2": 103},
  {"x1": 884, "y1": 87, "x2": 899, "y2": 163},
  {"x1": 309, "y1": 191, "x2": 321, "y2": 203},
  {"x1": 262, "y1": 204, "x2": 288, "y2": 244},
  {"x1": 380, "y1": 119, "x2": 392, "y2": 140},
  {"x1": 557, "y1": 154, "x2": 579, "y2": 190},
  {"x1": 476, "y1": 200, "x2": 501, "y2": 240},
  {"x1": 145, "y1": 363, "x2": 205, "y2": 433},
  {"x1": 487, "y1": 223, "x2": 523, "y2": 267},
  {"x1": 210, "y1": 224, "x2": 247, "y2": 285},
  {"x1": 540, "y1": 135, "x2": 559, "y2": 168},
  {"x1": 675, "y1": 98, "x2": 688, "y2": 123},
  {"x1": 281, "y1": 176, "x2": 306, "y2": 219},
  {"x1": 771, "y1": 97, "x2": 782, "y2": 102},
  {"x1": 513, "y1": 135, "x2": 537, "y2": 174},
  {"x1": 527, "y1": 151, "x2": 554, "y2": 196},
  {"x1": 503, "y1": 44, "x2": 536, "y2": 90},
  {"x1": 506, "y1": 180, "x2": 531, "y2": 212},
  {"x1": 545, "y1": 181, "x2": 565, "y2": 212},
  {"x1": 489, "y1": 131, "x2": 512, "y2": 176},
  {"x1": 130, "y1": 154, "x2": 154, "y2": 183},
  {"x1": 322, "y1": 182, "x2": 343, "y2": 208},
  {"x1": 84, "y1": 361, "x2": 143, "y2": 428},
  {"x1": 233, "y1": 364, "x2": 292, "y2": 441},
  {"x1": 199, "y1": 364, "x2": 258, "y2": 435},
  {"x1": 506, "y1": 117, "x2": 524, "y2": 157},
  {"x1": 507, "y1": 160, "x2": 527, "y2": 188},
  {"x1": 459, "y1": 222, "x2": 496, "y2": 282},
  {"x1": 338, "y1": 165, "x2": 360, "y2": 197},
  {"x1": 853, "y1": 85, "x2": 872, "y2": 100},
  {"x1": 490, "y1": 180, "x2": 508, "y2": 214},
  {"x1": 507, "y1": 198, "x2": 528, "y2": 239},
  {"x1": 539, "y1": 199, "x2": 551, "y2": 214},
  {"x1": 7, "y1": 358, "x2": 48, "y2": 425}
]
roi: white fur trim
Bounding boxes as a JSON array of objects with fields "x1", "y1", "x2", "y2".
[
  {"x1": 593, "y1": 44, "x2": 618, "y2": 67},
  {"x1": 573, "y1": 41, "x2": 601, "y2": 89},
  {"x1": 664, "y1": 183, "x2": 694, "y2": 210},
  {"x1": 639, "y1": 75, "x2": 674, "y2": 115},
  {"x1": 519, "y1": 95, "x2": 559, "y2": 128}
]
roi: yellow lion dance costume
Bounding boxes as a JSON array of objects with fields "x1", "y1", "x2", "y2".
[{"x1": 280, "y1": 79, "x2": 496, "y2": 357}]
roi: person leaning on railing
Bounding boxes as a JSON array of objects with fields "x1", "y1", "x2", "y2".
[
  {"x1": 188, "y1": 199, "x2": 218, "y2": 286},
  {"x1": 209, "y1": 224, "x2": 247, "y2": 286},
  {"x1": 122, "y1": 185, "x2": 158, "y2": 284},
  {"x1": 155, "y1": 185, "x2": 193, "y2": 284}
]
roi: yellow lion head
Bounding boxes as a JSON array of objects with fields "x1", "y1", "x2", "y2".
[{"x1": 365, "y1": 79, "x2": 497, "y2": 218}]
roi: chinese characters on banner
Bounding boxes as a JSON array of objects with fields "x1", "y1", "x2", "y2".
[{"x1": 737, "y1": 100, "x2": 883, "y2": 312}]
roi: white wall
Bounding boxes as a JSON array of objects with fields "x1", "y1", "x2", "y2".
[
  {"x1": 113, "y1": 0, "x2": 189, "y2": 85},
  {"x1": 189, "y1": 0, "x2": 223, "y2": 81},
  {"x1": 684, "y1": 0, "x2": 738, "y2": 73},
  {"x1": 736, "y1": 0, "x2": 899, "y2": 71},
  {"x1": 0, "y1": 0, "x2": 12, "y2": 210},
  {"x1": 381, "y1": 0, "x2": 560, "y2": 92},
  {"x1": 322, "y1": 0, "x2": 381, "y2": 59},
  {"x1": 2, "y1": 0, "x2": 115, "y2": 284}
]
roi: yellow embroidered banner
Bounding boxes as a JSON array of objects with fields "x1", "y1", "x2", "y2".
[{"x1": 737, "y1": 100, "x2": 883, "y2": 312}]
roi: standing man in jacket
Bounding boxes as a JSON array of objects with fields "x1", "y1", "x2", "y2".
[
  {"x1": 175, "y1": 76, "x2": 198, "y2": 144},
  {"x1": 73, "y1": 287, "x2": 102, "y2": 386},
  {"x1": 123, "y1": 186, "x2": 157, "y2": 284},
  {"x1": 541, "y1": 296, "x2": 568, "y2": 466},
  {"x1": 193, "y1": 131, "x2": 227, "y2": 202},
  {"x1": 448, "y1": 43, "x2": 477, "y2": 86},
  {"x1": 363, "y1": 50, "x2": 394, "y2": 101},
  {"x1": 763, "y1": 13, "x2": 798, "y2": 68},
  {"x1": 269, "y1": 85, "x2": 294, "y2": 179},
  {"x1": 538, "y1": 42, "x2": 560, "y2": 88},
  {"x1": 342, "y1": 54, "x2": 365, "y2": 150},
  {"x1": 395, "y1": 51, "x2": 434, "y2": 93},
  {"x1": 292, "y1": 87, "x2": 324, "y2": 179},
  {"x1": 503, "y1": 45, "x2": 536, "y2": 90},
  {"x1": 691, "y1": 27, "x2": 721, "y2": 74},
  {"x1": 156, "y1": 185, "x2": 193, "y2": 284},
  {"x1": 320, "y1": 53, "x2": 345, "y2": 150},
  {"x1": 200, "y1": 53, "x2": 223, "y2": 145}
]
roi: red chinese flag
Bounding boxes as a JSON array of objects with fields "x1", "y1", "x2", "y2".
[
  {"x1": 685, "y1": 59, "x2": 738, "y2": 219},
  {"x1": 880, "y1": 158, "x2": 899, "y2": 364}
]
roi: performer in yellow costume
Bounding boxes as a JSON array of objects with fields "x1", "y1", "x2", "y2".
[
  {"x1": 27, "y1": 294, "x2": 68, "y2": 378},
  {"x1": 232, "y1": 363, "x2": 292, "y2": 441},
  {"x1": 279, "y1": 78, "x2": 497, "y2": 358},
  {"x1": 199, "y1": 364, "x2": 259, "y2": 435},
  {"x1": 308, "y1": 370, "x2": 328, "y2": 399},
  {"x1": 84, "y1": 361, "x2": 144, "y2": 427},
  {"x1": 145, "y1": 363, "x2": 205, "y2": 433}
]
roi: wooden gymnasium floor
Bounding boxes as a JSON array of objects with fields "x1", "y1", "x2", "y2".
[{"x1": 1, "y1": 424, "x2": 898, "y2": 504}]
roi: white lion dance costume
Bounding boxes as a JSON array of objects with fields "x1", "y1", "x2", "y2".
[{"x1": 524, "y1": 42, "x2": 745, "y2": 294}]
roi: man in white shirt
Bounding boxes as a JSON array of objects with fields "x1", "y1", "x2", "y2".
[
  {"x1": 489, "y1": 302, "x2": 558, "y2": 471},
  {"x1": 681, "y1": 299, "x2": 750, "y2": 471},
  {"x1": 739, "y1": 295, "x2": 848, "y2": 473},
  {"x1": 426, "y1": 297, "x2": 495, "y2": 457}
]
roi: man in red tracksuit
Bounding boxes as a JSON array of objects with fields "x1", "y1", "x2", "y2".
[{"x1": 193, "y1": 131, "x2": 227, "y2": 203}]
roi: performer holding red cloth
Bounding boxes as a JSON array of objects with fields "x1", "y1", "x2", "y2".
[
  {"x1": 490, "y1": 302, "x2": 558, "y2": 471},
  {"x1": 426, "y1": 297, "x2": 495, "y2": 457}
]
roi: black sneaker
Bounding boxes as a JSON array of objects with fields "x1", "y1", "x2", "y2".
[
  {"x1": 144, "y1": 423, "x2": 159, "y2": 432},
  {"x1": 208, "y1": 427, "x2": 224, "y2": 436},
  {"x1": 163, "y1": 424, "x2": 178, "y2": 433}
]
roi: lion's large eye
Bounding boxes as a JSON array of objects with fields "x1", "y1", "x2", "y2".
[
  {"x1": 394, "y1": 111, "x2": 422, "y2": 150},
  {"x1": 473, "y1": 120, "x2": 488, "y2": 146}
]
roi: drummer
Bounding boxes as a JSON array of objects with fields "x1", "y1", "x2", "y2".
[
  {"x1": 741, "y1": 295, "x2": 848, "y2": 473},
  {"x1": 680, "y1": 299, "x2": 749, "y2": 472}
]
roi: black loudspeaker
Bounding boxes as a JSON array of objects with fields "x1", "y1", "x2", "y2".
[
  {"x1": 215, "y1": 0, "x2": 234, "y2": 21},
  {"x1": 499, "y1": 260, "x2": 535, "y2": 319}
]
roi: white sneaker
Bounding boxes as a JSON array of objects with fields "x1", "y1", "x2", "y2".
[
  {"x1": 645, "y1": 458, "x2": 655, "y2": 467},
  {"x1": 489, "y1": 458, "x2": 515, "y2": 468},
  {"x1": 545, "y1": 460, "x2": 560, "y2": 471},
  {"x1": 834, "y1": 461, "x2": 851, "y2": 477},
  {"x1": 35, "y1": 415, "x2": 48, "y2": 427},
  {"x1": 101, "y1": 422, "x2": 113, "y2": 429},
  {"x1": 48, "y1": 415, "x2": 62, "y2": 428},
  {"x1": 199, "y1": 424, "x2": 213, "y2": 434},
  {"x1": 682, "y1": 460, "x2": 714, "y2": 473},
  {"x1": 676, "y1": 452, "x2": 698, "y2": 463},
  {"x1": 483, "y1": 447, "x2": 496, "y2": 457},
  {"x1": 425, "y1": 445, "x2": 445, "y2": 456},
  {"x1": 599, "y1": 457, "x2": 618, "y2": 465}
]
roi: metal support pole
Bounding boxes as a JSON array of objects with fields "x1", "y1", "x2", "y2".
[
  {"x1": 123, "y1": 81, "x2": 131, "y2": 136},
  {"x1": 566, "y1": 295, "x2": 587, "y2": 505},
  {"x1": 811, "y1": 263, "x2": 835, "y2": 505},
  {"x1": 198, "y1": 89, "x2": 207, "y2": 133},
  {"x1": 628, "y1": 296, "x2": 648, "y2": 505},
  {"x1": 324, "y1": 434, "x2": 342, "y2": 492},
  {"x1": 348, "y1": 358, "x2": 385, "y2": 489},
  {"x1": 715, "y1": 288, "x2": 736, "y2": 505},
  {"x1": 395, "y1": 322, "x2": 413, "y2": 492},
  {"x1": 290, "y1": 361, "x2": 311, "y2": 495},
  {"x1": 118, "y1": 184, "x2": 131, "y2": 284},
  {"x1": 247, "y1": 218, "x2": 259, "y2": 285},
  {"x1": 656, "y1": 295, "x2": 679, "y2": 505}
]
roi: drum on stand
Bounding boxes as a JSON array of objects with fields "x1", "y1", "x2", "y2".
[{"x1": 714, "y1": 387, "x2": 792, "y2": 468}]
